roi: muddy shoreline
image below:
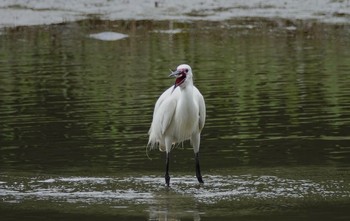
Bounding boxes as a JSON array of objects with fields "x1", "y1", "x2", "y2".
[{"x1": 0, "y1": 0, "x2": 349, "y2": 28}]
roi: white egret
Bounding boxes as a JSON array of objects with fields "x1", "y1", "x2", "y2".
[{"x1": 148, "y1": 64, "x2": 206, "y2": 186}]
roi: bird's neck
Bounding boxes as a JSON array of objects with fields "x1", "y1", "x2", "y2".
[
  {"x1": 179, "y1": 82, "x2": 194, "y2": 107},
  {"x1": 180, "y1": 78, "x2": 193, "y2": 91},
  {"x1": 178, "y1": 81, "x2": 196, "y2": 128}
]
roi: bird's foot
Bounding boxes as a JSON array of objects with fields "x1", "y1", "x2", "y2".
[
  {"x1": 197, "y1": 175, "x2": 204, "y2": 184},
  {"x1": 165, "y1": 174, "x2": 170, "y2": 187}
]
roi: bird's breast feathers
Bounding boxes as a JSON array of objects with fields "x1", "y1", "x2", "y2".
[{"x1": 148, "y1": 84, "x2": 205, "y2": 145}]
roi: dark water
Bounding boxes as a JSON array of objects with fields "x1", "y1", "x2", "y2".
[{"x1": 1, "y1": 19, "x2": 350, "y2": 220}]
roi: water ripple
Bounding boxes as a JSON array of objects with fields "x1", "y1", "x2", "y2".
[{"x1": 1, "y1": 174, "x2": 348, "y2": 205}]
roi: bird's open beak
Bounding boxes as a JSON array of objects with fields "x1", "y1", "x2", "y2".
[{"x1": 169, "y1": 69, "x2": 186, "y2": 93}]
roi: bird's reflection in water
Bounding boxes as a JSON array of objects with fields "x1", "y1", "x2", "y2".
[{"x1": 148, "y1": 188, "x2": 202, "y2": 221}]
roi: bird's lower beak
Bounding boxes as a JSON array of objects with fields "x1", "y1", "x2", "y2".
[{"x1": 169, "y1": 70, "x2": 181, "y2": 93}]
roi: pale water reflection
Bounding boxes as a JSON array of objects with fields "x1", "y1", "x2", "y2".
[{"x1": 1, "y1": 19, "x2": 350, "y2": 220}]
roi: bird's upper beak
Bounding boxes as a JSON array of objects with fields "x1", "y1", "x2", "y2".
[{"x1": 169, "y1": 69, "x2": 181, "y2": 78}]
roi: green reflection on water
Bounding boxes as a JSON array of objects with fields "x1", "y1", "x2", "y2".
[{"x1": 0, "y1": 19, "x2": 350, "y2": 220}]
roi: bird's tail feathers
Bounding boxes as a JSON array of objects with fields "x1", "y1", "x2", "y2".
[
  {"x1": 146, "y1": 138, "x2": 185, "y2": 159},
  {"x1": 146, "y1": 139, "x2": 156, "y2": 160},
  {"x1": 147, "y1": 139, "x2": 158, "y2": 151}
]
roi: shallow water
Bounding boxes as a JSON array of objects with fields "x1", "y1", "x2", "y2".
[
  {"x1": 0, "y1": 169, "x2": 349, "y2": 220},
  {"x1": 0, "y1": 19, "x2": 350, "y2": 220}
]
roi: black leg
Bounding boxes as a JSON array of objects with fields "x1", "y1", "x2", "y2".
[
  {"x1": 195, "y1": 152, "x2": 204, "y2": 184},
  {"x1": 165, "y1": 152, "x2": 170, "y2": 186}
]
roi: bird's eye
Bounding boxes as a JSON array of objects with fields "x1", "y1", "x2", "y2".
[{"x1": 185, "y1": 69, "x2": 188, "y2": 73}]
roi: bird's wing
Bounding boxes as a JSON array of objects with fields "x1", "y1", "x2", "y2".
[
  {"x1": 160, "y1": 97, "x2": 177, "y2": 135},
  {"x1": 194, "y1": 87, "x2": 206, "y2": 131},
  {"x1": 152, "y1": 86, "x2": 178, "y2": 135}
]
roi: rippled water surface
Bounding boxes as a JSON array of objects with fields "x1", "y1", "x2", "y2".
[{"x1": 1, "y1": 19, "x2": 350, "y2": 220}]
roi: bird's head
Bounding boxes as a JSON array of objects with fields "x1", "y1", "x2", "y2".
[{"x1": 169, "y1": 64, "x2": 192, "y2": 91}]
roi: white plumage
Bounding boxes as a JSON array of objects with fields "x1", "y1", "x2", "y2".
[{"x1": 148, "y1": 64, "x2": 206, "y2": 186}]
